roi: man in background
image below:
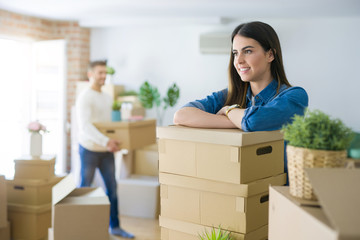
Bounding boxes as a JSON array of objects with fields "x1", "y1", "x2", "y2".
[{"x1": 76, "y1": 60, "x2": 134, "y2": 238}]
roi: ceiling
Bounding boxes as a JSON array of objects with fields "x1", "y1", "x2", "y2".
[{"x1": 0, "y1": 0, "x2": 360, "y2": 27}]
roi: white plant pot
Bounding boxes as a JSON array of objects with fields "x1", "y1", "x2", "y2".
[{"x1": 30, "y1": 132, "x2": 42, "y2": 158}]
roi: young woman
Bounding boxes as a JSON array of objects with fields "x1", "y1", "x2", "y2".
[
  {"x1": 174, "y1": 21, "x2": 308, "y2": 131},
  {"x1": 174, "y1": 22, "x2": 308, "y2": 182}
]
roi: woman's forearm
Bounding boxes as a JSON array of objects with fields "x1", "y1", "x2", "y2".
[{"x1": 173, "y1": 107, "x2": 237, "y2": 128}]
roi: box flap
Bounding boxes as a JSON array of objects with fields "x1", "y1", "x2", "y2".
[
  {"x1": 58, "y1": 196, "x2": 110, "y2": 205},
  {"x1": 68, "y1": 187, "x2": 107, "y2": 197},
  {"x1": 93, "y1": 119, "x2": 156, "y2": 128},
  {"x1": 305, "y1": 168, "x2": 360, "y2": 239},
  {"x1": 156, "y1": 125, "x2": 283, "y2": 147},
  {"x1": 52, "y1": 173, "x2": 76, "y2": 205}
]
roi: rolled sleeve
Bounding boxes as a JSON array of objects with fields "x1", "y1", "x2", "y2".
[
  {"x1": 241, "y1": 87, "x2": 308, "y2": 132},
  {"x1": 182, "y1": 89, "x2": 228, "y2": 114}
]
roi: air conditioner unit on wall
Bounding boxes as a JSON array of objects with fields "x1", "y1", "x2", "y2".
[{"x1": 199, "y1": 32, "x2": 232, "y2": 54}]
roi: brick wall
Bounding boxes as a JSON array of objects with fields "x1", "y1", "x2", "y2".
[{"x1": 0, "y1": 9, "x2": 90, "y2": 171}]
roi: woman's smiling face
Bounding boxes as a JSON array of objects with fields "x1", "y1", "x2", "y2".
[{"x1": 232, "y1": 35, "x2": 274, "y2": 84}]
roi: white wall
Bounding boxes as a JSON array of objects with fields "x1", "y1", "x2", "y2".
[{"x1": 90, "y1": 17, "x2": 360, "y2": 131}]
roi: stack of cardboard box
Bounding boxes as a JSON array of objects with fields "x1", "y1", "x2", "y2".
[
  {"x1": 6, "y1": 155, "x2": 63, "y2": 240},
  {"x1": 93, "y1": 119, "x2": 160, "y2": 219},
  {"x1": 157, "y1": 126, "x2": 287, "y2": 240},
  {"x1": 0, "y1": 175, "x2": 10, "y2": 240},
  {"x1": 48, "y1": 174, "x2": 110, "y2": 240},
  {"x1": 117, "y1": 143, "x2": 160, "y2": 219}
]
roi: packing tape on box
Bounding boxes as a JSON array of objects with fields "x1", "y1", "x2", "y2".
[
  {"x1": 230, "y1": 147, "x2": 239, "y2": 163},
  {"x1": 236, "y1": 197, "x2": 245, "y2": 213}
]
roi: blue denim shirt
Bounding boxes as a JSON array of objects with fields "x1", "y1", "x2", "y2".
[{"x1": 183, "y1": 79, "x2": 308, "y2": 131}]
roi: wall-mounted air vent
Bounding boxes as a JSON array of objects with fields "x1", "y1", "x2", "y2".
[{"x1": 199, "y1": 32, "x2": 231, "y2": 54}]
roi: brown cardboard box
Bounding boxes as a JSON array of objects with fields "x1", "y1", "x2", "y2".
[
  {"x1": 118, "y1": 175, "x2": 160, "y2": 219},
  {"x1": 14, "y1": 155, "x2": 56, "y2": 180},
  {"x1": 8, "y1": 203, "x2": 51, "y2": 240},
  {"x1": 134, "y1": 144, "x2": 159, "y2": 176},
  {"x1": 117, "y1": 95, "x2": 142, "y2": 107},
  {"x1": 52, "y1": 174, "x2": 110, "y2": 240},
  {"x1": 0, "y1": 175, "x2": 7, "y2": 228},
  {"x1": 160, "y1": 172, "x2": 286, "y2": 233},
  {"x1": 269, "y1": 169, "x2": 360, "y2": 240},
  {"x1": 157, "y1": 126, "x2": 284, "y2": 184},
  {"x1": 102, "y1": 84, "x2": 125, "y2": 100},
  {"x1": 160, "y1": 216, "x2": 268, "y2": 240},
  {"x1": 7, "y1": 176, "x2": 63, "y2": 205},
  {"x1": 94, "y1": 119, "x2": 156, "y2": 150},
  {"x1": 0, "y1": 221, "x2": 10, "y2": 240}
]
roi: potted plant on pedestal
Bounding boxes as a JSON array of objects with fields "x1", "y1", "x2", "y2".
[
  {"x1": 111, "y1": 100, "x2": 121, "y2": 121},
  {"x1": 282, "y1": 109, "x2": 354, "y2": 200},
  {"x1": 138, "y1": 81, "x2": 180, "y2": 126}
]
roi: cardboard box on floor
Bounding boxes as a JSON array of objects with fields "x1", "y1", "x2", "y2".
[
  {"x1": 94, "y1": 119, "x2": 156, "y2": 150},
  {"x1": 134, "y1": 143, "x2": 159, "y2": 176},
  {"x1": 7, "y1": 176, "x2": 63, "y2": 205},
  {"x1": 52, "y1": 174, "x2": 110, "y2": 240},
  {"x1": 0, "y1": 175, "x2": 7, "y2": 228},
  {"x1": 8, "y1": 203, "x2": 51, "y2": 240},
  {"x1": 160, "y1": 217, "x2": 268, "y2": 240},
  {"x1": 269, "y1": 169, "x2": 360, "y2": 240},
  {"x1": 160, "y1": 172, "x2": 286, "y2": 233},
  {"x1": 0, "y1": 221, "x2": 10, "y2": 240},
  {"x1": 118, "y1": 175, "x2": 160, "y2": 219},
  {"x1": 157, "y1": 126, "x2": 284, "y2": 184},
  {"x1": 14, "y1": 155, "x2": 56, "y2": 180}
]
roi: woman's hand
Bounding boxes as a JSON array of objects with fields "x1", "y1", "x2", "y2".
[{"x1": 216, "y1": 106, "x2": 229, "y2": 116}]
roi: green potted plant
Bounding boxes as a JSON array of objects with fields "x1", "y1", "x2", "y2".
[
  {"x1": 111, "y1": 100, "x2": 121, "y2": 121},
  {"x1": 282, "y1": 109, "x2": 354, "y2": 200},
  {"x1": 199, "y1": 226, "x2": 233, "y2": 240},
  {"x1": 138, "y1": 81, "x2": 180, "y2": 126},
  {"x1": 106, "y1": 66, "x2": 116, "y2": 84}
]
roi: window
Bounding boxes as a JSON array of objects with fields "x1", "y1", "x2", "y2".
[{"x1": 0, "y1": 38, "x2": 66, "y2": 178}]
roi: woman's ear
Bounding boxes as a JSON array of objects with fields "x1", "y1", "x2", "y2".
[{"x1": 267, "y1": 49, "x2": 275, "y2": 62}]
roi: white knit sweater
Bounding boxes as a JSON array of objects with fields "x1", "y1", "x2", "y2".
[{"x1": 76, "y1": 87, "x2": 112, "y2": 152}]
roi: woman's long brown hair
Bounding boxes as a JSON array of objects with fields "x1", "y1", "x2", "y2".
[{"x1": 225, "y1": 21, "x2": 291, "y2": 108}]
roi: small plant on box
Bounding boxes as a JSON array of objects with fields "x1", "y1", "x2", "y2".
[
  {"x1": 199, "y1": 226, "x2": 233, "y2": 240},
  {"x1": 111, "y1": 101, "x2": 122, "y2": 121},
  {"x1": 282, "y1": 108, "x2": 354, "y2": 200},
  {"x1": 112, "y1": 100, "x2": 122, "y2": 111},
  {"x1": 139, "y1": 81, "x2": 180, "y2": 125},
  {"x1": 282, "y1": 109, "x2": 353, "y2": 151}
]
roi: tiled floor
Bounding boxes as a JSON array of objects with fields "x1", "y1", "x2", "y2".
[{"x1": 110, "y1": 216, "x2": 160, "y2": 240}]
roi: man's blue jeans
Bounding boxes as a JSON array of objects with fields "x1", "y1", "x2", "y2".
[{"x1": 79, "y1": 144, "x2": 120, "y2": 228}]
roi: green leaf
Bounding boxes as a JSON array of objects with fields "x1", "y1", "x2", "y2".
[
  {"x1": 138, "y1": 81, "x2": 158, "y2": 109},
  {"x1": 163, "y1": 83, "x2": 180, "y2": 110},
  {"x1": 282, "y1": 108, "x2": 354, "y2": 150},
  {"x1": 198, "y1": 226, "x2": 233, "y2": 240}
]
